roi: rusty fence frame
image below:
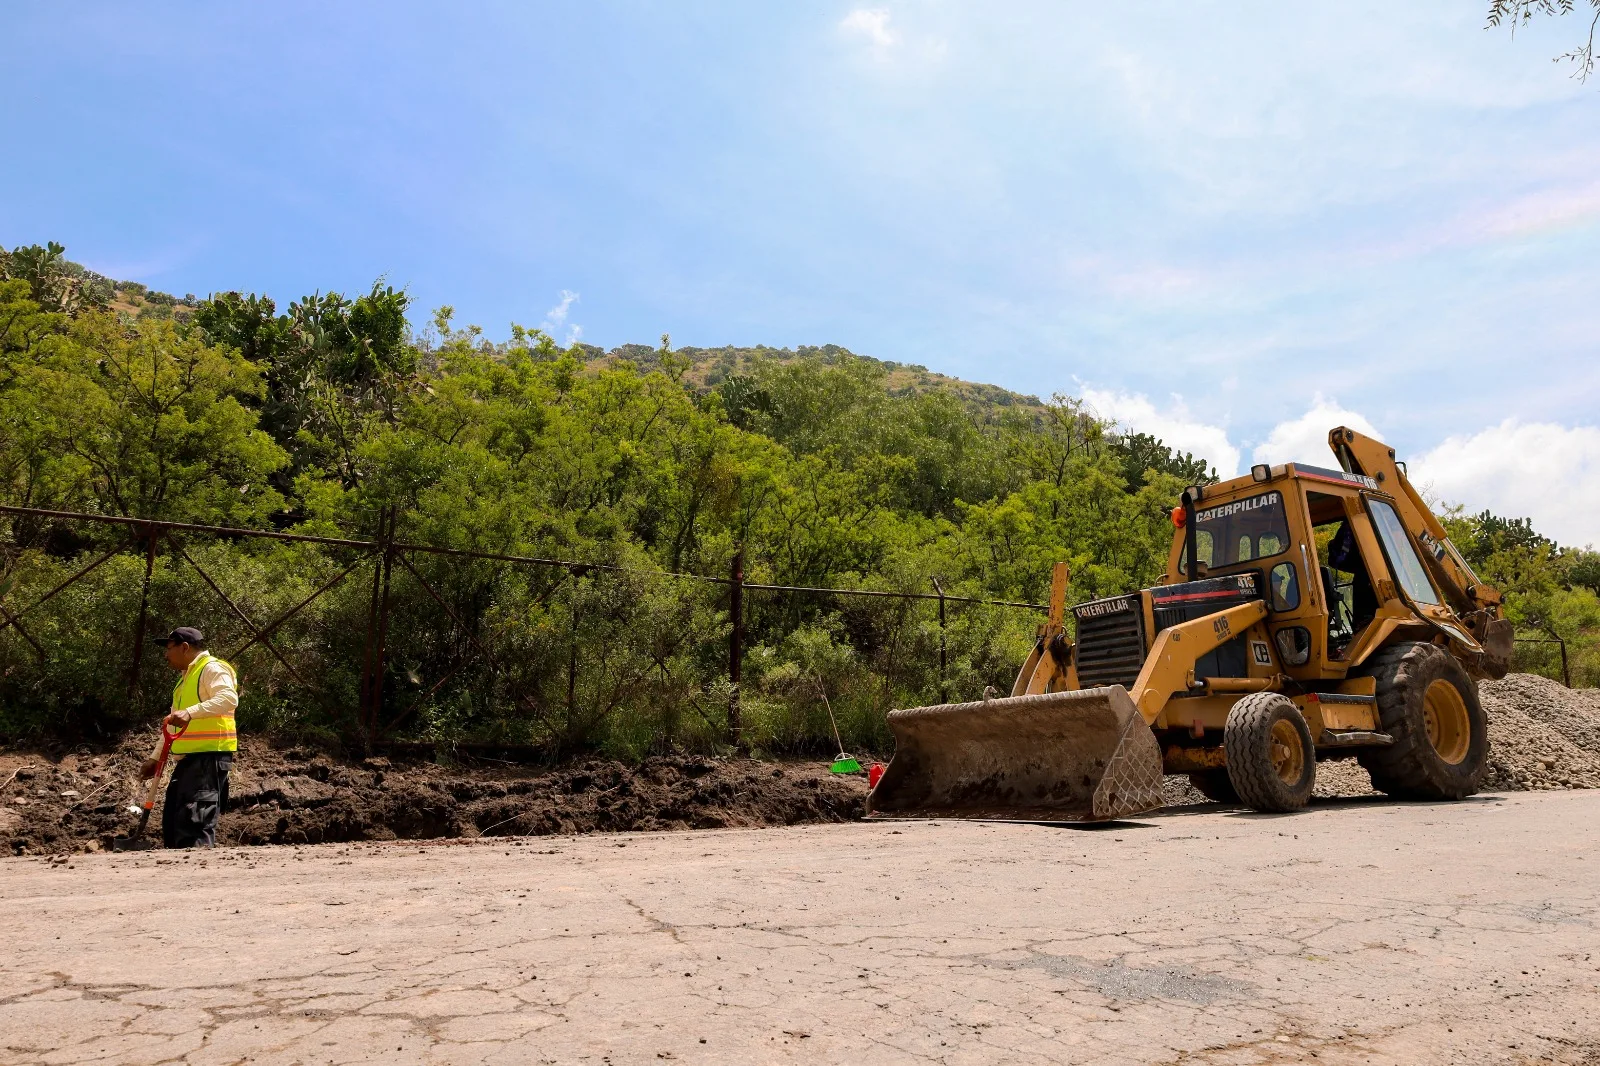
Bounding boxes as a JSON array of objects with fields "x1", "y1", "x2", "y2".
[
  {"x1": 1514, "y1": 636, "x2": 1572, "y2": 689},
  {"x1": 0, "y1": 504, "x2": 1046, "y2": 746}
]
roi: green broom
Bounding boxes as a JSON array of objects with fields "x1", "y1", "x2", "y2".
[{"x1": 816, "y1": 674, "x2": 861, "y2": 774}]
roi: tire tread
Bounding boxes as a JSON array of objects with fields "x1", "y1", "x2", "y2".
[
  {"x1": 1224, "y1": 692, "x2": 1315, "y2": 813},
  {"x1": 1356, "y1": 641, "x2": 1486, "y2": 800}
]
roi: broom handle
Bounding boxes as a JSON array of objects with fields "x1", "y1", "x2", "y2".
[{"x1": 816, "y1": 674, "x2": 845, "y2": 755}]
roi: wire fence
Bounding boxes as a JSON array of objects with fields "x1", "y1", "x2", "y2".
[
  {"x1": 3, "y1": 503, "x2": 1575, "y2": 755},
  {"x1": 0, "y1": 504, "x2": 1046, "y2": 753}
]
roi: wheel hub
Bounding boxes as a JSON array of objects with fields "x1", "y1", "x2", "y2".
[
  {"x1": 1422, "y1": 678, "x2": 1471, "y2": 765},
  {"x1": 1269, "y1": 718, "x2": 1305, "y2": 784}
]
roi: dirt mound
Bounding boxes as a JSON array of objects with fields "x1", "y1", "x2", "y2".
[
  {"x1": 0, "y1": 736, "x2": 868, "y2": 856},
  {"x1": 6, "y1": 674, "x2": 1592, "y2": 852}
]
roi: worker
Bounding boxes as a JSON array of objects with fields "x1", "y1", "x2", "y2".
[{"x1": 141, "y1": 626, "x2": 238, "y2": 848}]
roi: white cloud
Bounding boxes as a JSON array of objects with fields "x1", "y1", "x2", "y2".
[
  {"x1": 1412, "y1": 420, "x2": 1600, "y2": 548},
  {"x1": 540, "y1": 289, "x2": 582, "y2": 345},
  {"x1": 837, "y1": 7, "x2": 944, "y2": 66},
  {"x1": 1070, "y1": 392, "x2": 1600, "y2": 544},
  {"x1": 1079, "y1": 386, "x2": 1240, "y2": 479},
  {"x1": 1251, "y1": 397, "x2": 1382, "y2": 469},
  {"x1": 1245, "y1": 402, "x2": 1600, "y2": 546},
  {"x1": 839, "y1": 8, "x2": 896, "y2": 52},
  {"x1": 1092, "y1": 391, "x2": 1600, "y2": 546}
]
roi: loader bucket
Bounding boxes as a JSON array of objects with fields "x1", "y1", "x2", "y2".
[{"x1": 867, "y1": 686, "x2": 1165, "y2": 822}]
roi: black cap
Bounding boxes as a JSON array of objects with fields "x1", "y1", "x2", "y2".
[{"x1": 153, "y1": 626, "x2": 206, "y2": 647}]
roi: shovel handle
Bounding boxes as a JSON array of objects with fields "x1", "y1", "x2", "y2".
[{"x1": 138, "y1": 720, "x2": 189, "y2": 812}]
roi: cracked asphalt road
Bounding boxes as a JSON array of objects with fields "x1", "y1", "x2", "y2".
[{"x1": 4, "y1": 790, "x2": 1599, "y2": 1065}]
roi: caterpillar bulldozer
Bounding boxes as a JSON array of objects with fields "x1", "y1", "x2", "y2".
[{"x1": 868, "y1": 427, "x2": 1515, "y2": 820}]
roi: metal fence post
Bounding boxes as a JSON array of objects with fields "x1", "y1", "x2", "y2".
[
  {"x1": 729, "y1": 548, "x2": 743, "y2": 747},
  {"x1": 1558, "y1": 634, "x2": 1572, "y2": 689},
  {"x1": 360, "y1": 545, "x2": 382, "y2": 741},
  {"x1": 373, "y1": 508, "x2": 396, "y2": 733},
  {"x1": 125, "y1": 527, "x2": 158, "y2": 710},
  {"x1": 360, "y1": 506, "x2": 397, "y2": 743},
  {"x1": 566, "y1": 572, "x2": 579, "y2": 729},
  {"x1": 932, "y1": 576, "x2": 948, "y2": 704}
]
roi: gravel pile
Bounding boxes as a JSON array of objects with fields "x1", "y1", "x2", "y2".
[
  {"x1": 1164, "y1": 672, "x2": 1600, "y2": 805},
  {"x1": 1480, "y1": 672, "x2": 1600, "y2": 791}
]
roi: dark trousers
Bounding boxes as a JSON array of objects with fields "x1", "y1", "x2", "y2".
[{"x1": 162, "y1": 752, "x2": 232, "y2": 849}]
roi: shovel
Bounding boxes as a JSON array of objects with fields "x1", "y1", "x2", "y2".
[
  {"x1": 112, "y1": 720, "x2": 186, "y2": 852},
  {"x1": 866, "y1": 685, "x2": 1165, "y2": 822}
]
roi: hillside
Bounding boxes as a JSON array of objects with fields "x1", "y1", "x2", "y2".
[
  {"x1": 25, "y1": 243, "x2": 1045, "y2": 424},
  {"x1": 594, "y1": 342, "x2": 1048, "y2": 420}
]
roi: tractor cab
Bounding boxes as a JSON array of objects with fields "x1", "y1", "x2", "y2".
[{"x1": 1164, "y1": 461, "x2": 1459, "y2": 682}]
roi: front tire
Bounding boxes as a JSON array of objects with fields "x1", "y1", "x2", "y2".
[
  {"x1": 1356, "y1": 642, "x2": 1487, "y2": 800},
  {"x1": 1224, "y1": 692, "x2": 1316, "y2": 813}
]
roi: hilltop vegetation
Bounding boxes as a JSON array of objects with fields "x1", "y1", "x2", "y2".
[{"x1": 0, "y1": 242, "x2": 1593, "y2": 755}]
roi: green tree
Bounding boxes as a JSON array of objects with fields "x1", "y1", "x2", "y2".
[
  {"x1": 0, "y1": 242, "x2": 114, "y2": 316},
  {"x1": 195, "y1": 283, "x2": 414, "y2": 489},
  {"x1": 4, "y1": 310, "x2": 287, "y2": 524},
  {"x1": 6, "y1": 243, "x2": 1260, "y2": 749},
  {"x1": 1111, "y1": 431, "x2": 1217, "y2": 489}
]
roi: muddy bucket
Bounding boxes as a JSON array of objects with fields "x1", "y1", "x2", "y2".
[{"x1": 866, "y1": 686, "x2": 1165, "y2": 822}]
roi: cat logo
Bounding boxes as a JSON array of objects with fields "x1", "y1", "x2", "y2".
[
  {"x1": 1076, "y1": 596, "x2": 1134, "y2": 619},
  {"x1": 1251, "y1": 640, "x2": 1272, "y2": 666}
]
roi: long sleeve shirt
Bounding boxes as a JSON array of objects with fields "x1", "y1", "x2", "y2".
[{"x1": 180, "y1": 658, "x2": 239, "y2": 721}]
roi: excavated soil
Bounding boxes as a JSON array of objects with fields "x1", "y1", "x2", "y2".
[
  {"x1": 3, "y1": 673, "x2": 1595, "y2": 854},
  {"x1": 0, "y1": 736, "x2": 868, "y2": 856}
]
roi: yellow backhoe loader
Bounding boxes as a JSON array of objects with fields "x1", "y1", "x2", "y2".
[{"x1": 868, "y1": 427, "x2": 1514, "y2": 820}]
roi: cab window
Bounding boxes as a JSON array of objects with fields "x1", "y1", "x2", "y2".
[
  {"x1": 1310, "y1": 492, "x2": 1379, "y2": 659},
  {"x1": 1269, "y1": 562, "x2": 1300, "y2": 611},
  {"x1": 1368, "y1": 499, "x2": 1440, "y2": 606},
  {"x1": 1180, "y1": 490, "x2": 1290, "y2": 571}
]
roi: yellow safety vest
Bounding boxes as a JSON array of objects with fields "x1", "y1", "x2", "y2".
[{"x1": 169, "y1": 651, "x2": 238, "y2": 754}]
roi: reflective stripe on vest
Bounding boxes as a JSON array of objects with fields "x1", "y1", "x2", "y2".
[{"x1": 169, "y1": 651, "x2": 238, "y2": 754}]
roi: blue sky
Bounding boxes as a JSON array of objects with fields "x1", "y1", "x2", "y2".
[{"x1": 4, "y1": 2, "x2": 1598, "y2": 543}]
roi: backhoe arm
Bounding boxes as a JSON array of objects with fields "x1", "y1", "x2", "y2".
[
  {"x1": 1127, "y1": 600, "x2": 1269, "y2": 724},
  {"x1": 1328, "y1": 427, "x2": 1501, "y2": 613}
]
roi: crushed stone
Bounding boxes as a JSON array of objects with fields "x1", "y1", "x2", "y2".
[
  {"x1": 1167, "y1": 672, "x2": 1600, "y2": 806},
  {"x1": 1479, "y1": 673, "x2": 1600, "y2": 792}
]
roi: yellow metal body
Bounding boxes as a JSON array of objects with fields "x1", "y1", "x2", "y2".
[{"x1": 868, "y1": 427, "x2": 1505, "y2": 822}]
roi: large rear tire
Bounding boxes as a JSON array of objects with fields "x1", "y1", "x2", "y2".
[
  {"x1": 1356, "y1": 642, "x2": 1487, "y2": 800},
  {"x1": 1224, "y1": 692, "x2": 1316, "y2": 813}
]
